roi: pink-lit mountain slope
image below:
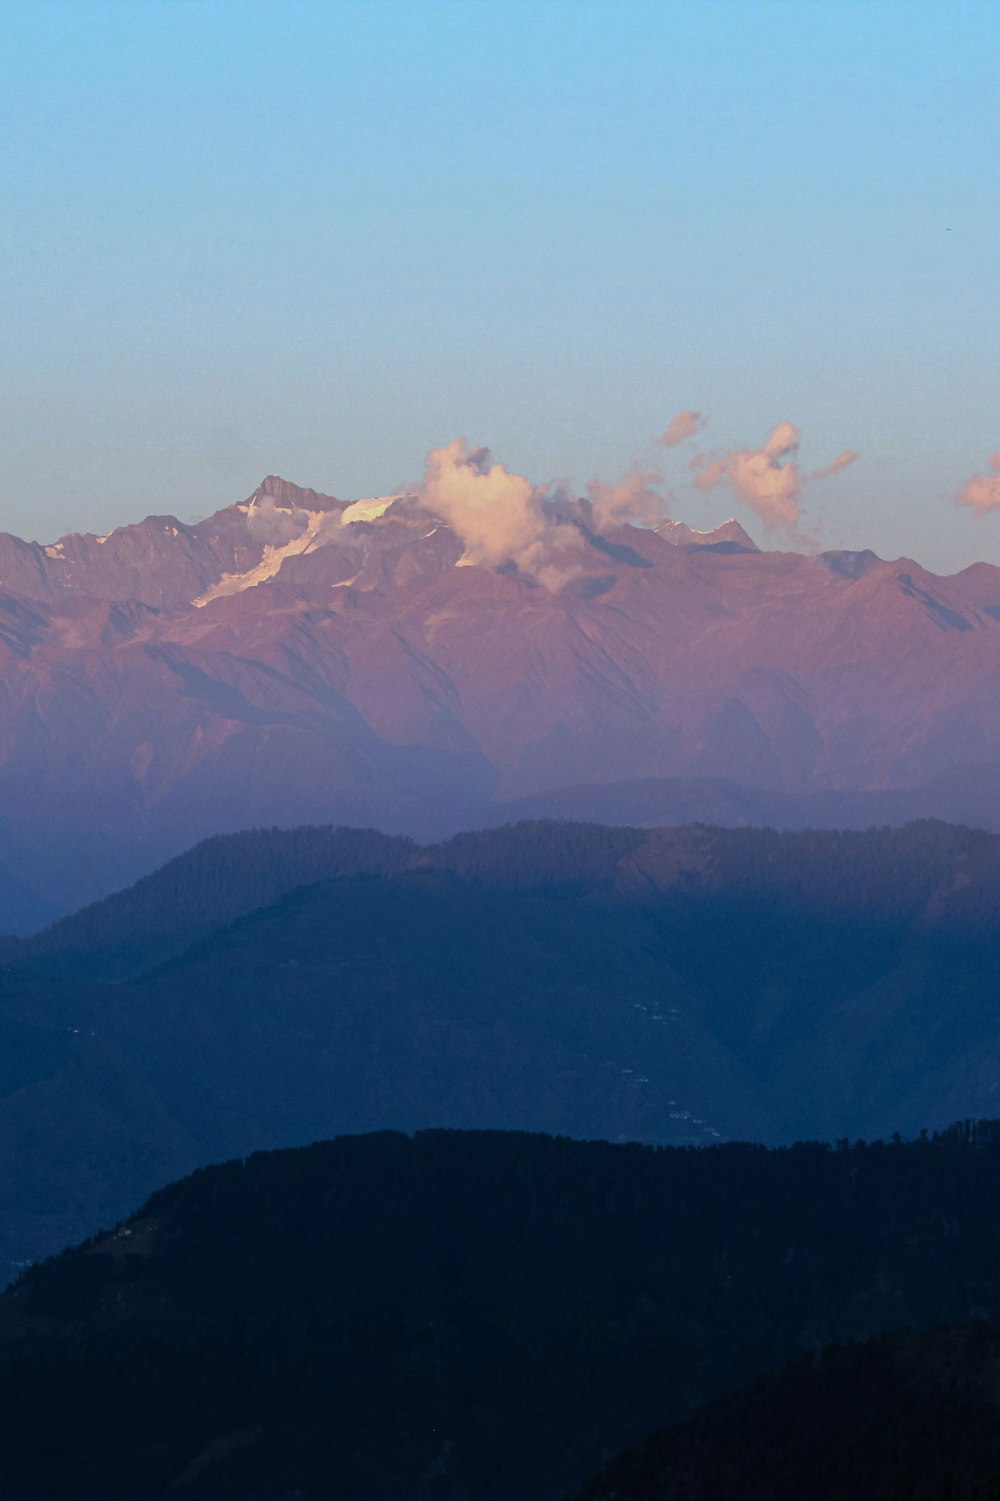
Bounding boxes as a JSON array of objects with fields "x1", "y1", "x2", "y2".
[{"x1": 3, "y1": 473, "x2": 1000, "y2": 923}]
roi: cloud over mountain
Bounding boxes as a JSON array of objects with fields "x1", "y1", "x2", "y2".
[
  {"x1": 811, "y1": 449, "x2": 858, "y2": 481},
  {"x1": 957, "y1": 452, "x2": 1000, "y2": 515},
  {"x1": 418, "y1": 439, "x2": 585, "y2": 590},
  {"x1": 691, "y1": 422, "x2": 858, "y2": 536},
  {"x1": 418, "y1": 440, "x2": 674, "y2": 588},
  {"x1": 587, "y1": 469, "x2": 668, "y2": 530},
  {"x1": 692, "y1": 420, "x2": 806, "y2": 534},
  {"x1": 659, "y1": 410, "x2": 706, "y2": 448},
  {"x1": 247, "y1": 492, "x2": 313, "y2": 545}
]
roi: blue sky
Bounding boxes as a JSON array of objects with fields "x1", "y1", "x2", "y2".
[{"x1": 1, "y1": 0, "x2": 999, "y2": 570}]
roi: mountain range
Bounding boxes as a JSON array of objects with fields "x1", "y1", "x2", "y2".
[{"x1": 5, "y1": 475, "x2": 1000, "y2": 925}]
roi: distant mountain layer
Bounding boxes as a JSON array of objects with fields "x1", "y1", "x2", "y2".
[
  {"x1": 504, "y1": 768, "x2": 1000, "y2": 833},
  {"x1": 5, "y1": 1126, "x2": 1000, "y2": 1499},
  {"x1": 10, "y1": 819, "x2": 1000, "y2": 1270},
  {"x1": 5, "y1": 475, "x2": 1000, "y2": 920}
]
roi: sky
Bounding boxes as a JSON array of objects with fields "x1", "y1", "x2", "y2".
[{"x1": 1, "y1": 0, "x2": 999, "y2": 572}]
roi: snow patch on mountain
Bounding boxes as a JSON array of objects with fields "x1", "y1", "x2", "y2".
[
  {"x1": 191, "y1": 493, "x2": 401, "y2": 606},
  {"x1": 657, "y1": 517, "x2": 759, "y2": 551},
  {"x1": 340, "y1": 495, "x2": 402, "y2": 525},
  {"x1": 192, "y1": 511, "x2": 328, "y2": 607}
]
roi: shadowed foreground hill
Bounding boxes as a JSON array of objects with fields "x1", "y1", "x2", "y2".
[
  {"x1": 568, "y1": 1323, "x2": 1000, "y2": 1501},
  {"x1": 6, "y1": 1127, "x2": 1000, "y2": 1499}
]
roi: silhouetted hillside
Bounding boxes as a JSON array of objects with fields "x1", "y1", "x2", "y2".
[
  {"x1": 423, "y1": 819, "x2": 646, "y2": 889},
  {"x1": 569, "y1": 1317, "x2": 1000, "y2": 1500},
  {"x1": 6, "y1": 1127, "x2": 1000, "y2": 1499},
  {"x1": 9, "y1": 819, "x2": 646, "y2": 980},
  {"x1": 14, "y1": 825, "x2": 417, "y2": 980}
]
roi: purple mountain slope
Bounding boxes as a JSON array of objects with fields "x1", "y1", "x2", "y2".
[{"x1": 3, "y1": 474, "x2": 1000, "y2": 924}]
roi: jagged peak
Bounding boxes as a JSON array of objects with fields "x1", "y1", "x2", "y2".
[
  {"x1": 817, "y1": 548, "x2": 886, "y2": 581},
  {"x1": 656, "y1": 517, "x2": 759, "y2": 552},
  {"x1": 248, "y1": 475, "x2": 343, "y2": 513}
]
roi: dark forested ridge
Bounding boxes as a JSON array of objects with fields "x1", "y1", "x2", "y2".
[
  {"x1": 16, "y1": 814, "x2": 1000, "y2": 978},
  {"x1": 7, "y1": 818, "x2": 1000, "y2": 1269},
  {"x1": 567, "y1": 1318, "x2": 1000, "y2": 1501},
  {"x1": 3, "y1": 824, "x2": 418, "y2": 980},
  {"x1": 1, "y1": 819, "x2": 646, "y2": 980},
  {"x1": 7, "y1": 1126, "x2": 1000, "y2": 1500}
]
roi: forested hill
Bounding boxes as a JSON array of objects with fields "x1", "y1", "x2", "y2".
[
  {"x1": 567, "y1": 1321, "x2": 1000, "y2": 1501},
  {"x1": 4, "y1": 825, "x2": 419, "y2": 980},
  {"x1": 10, "y1": 819, "x2": 1000, "y2": 1271},
  {"x1": 6, "y1": 1126, "x2": 1000, "y2": 1500},
  {"x1": 11, "y1": 815, "x2": 1000, "y2": 982},
  {"x1": 4, "y1": 819, "x2": 646, "y2": 980}
]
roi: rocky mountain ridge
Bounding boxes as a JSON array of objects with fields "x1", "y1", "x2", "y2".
[{"x1": 4, "y1": 474, "x2": 1000, "y2": 922}]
